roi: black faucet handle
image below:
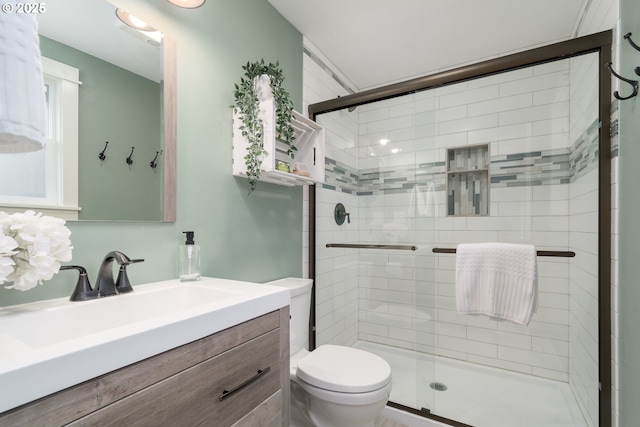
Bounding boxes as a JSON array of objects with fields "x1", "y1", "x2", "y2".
[
  {"x1": 115, "y1": 258, "x2": 144, "y2": 293},
  {"x1": 60, "y1": 265, "x2": 98, "y2": 302}
]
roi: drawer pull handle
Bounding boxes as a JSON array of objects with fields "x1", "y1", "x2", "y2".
[{"x1": 219, "y1": 366, "x2": 271, "y2": 402}]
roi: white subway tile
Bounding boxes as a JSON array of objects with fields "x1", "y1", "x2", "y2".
[
  {"x1": 468, "y1": 67, "x2": 533, "y2": 89},
  {"x1": 534, "y1": 86, "x2": 570, "y2": 105},
  {"x1": 468, "y1": 93, "x2": 532, "y2": 117},
  {"x1": 439, "y1": 335, "x2": 498, "y2": 358},
  {"x1": 532, "y1": 216, "x2": 570, "y2": 232},
  {"x1": 495, "y1": 133, "x2": 569, "y2": 155},
  {"x1": 467, "y1": 327, "x2": 532, "y2": 350},
  {"x1": 532, "y1": 117, "x2": 570, "y2": 136},
  {"x1": 439, "y1": 85, "x2": 500, "y2": 109},
  {"x1": 533, "y1": 306, "x2": 569, "y2": 325},
  {"x1": 434, "y1": 105, "x2": 467, "y2": 123},
  {"x1": 360, "y1": 321, "x2": 389, "y2": 337},
  {"x1": 532, "y1": 336, "x2": 569, "y2": 356},
  {"x1": 443, "y1": 117, "x2": 502, "y2": 141},
  {"x1": 469, "y1": 123, "x2": 533, "y2": 145},
  {"x1": 500, "y1": 71, "x2": 569, "y2": 98},
  {"x1": 499, "y1": 102, "x2": 569, "y2": 126},
  {"x1": 498, "y1": 346, "x2": 568, "y2": 372},
  {"x1": 435, "y1": 321, "x2": 467, "y2": 338},
  {"x1": 532, "y1": 367, "x2": 568, "y2": 382},
  {"x1": 467, "y1": 354, "x2": 532, "y2": 375},
  {"x1": 539, "y1": 292, "x2": 569, "y2": 310}
]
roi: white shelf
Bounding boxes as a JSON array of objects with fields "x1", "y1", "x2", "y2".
[{"x1": 232, "y1": 100, "x2": 325, "y2": 187}]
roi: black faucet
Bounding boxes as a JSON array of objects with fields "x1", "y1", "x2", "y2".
[
  {"x1": 95, "y1": 251, "x2": 145, "y2": 297},
  {"x1": 61, "y1": 251, "x2": 144, "y2": 301}
]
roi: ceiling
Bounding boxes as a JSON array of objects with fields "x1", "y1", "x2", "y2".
[{"x1": 267, "y1": 0, "x2": 589, "y2": 90}]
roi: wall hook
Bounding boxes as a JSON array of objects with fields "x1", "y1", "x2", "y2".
[
  {"x1": 150, "y1": 151, "x2": 160, "y2": 168},
  {"x1": 605, "y1": 62, "x2": 638, "y2": 100},
  {"x1": 624, "y1": 32, "x2": 640, "y2": 53},
  {"x1": 126, "y1": 147, "x2": 135, "y2": 165},
  {"x1": 98, "y1": 141, "x2": 109, "y2": 161},
  {"x1": 622, "y1": 33, "x2": 640, "y2": 77}
]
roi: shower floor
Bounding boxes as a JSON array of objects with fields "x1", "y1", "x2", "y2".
[{"x1": 354, "y1": 341, "x2": 587, "y2": 427}]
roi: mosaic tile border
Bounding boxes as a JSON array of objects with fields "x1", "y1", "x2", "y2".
[
  {"x1": 323, "y1": 158, "x2": 359, "y2": 194},
  {"x1": 570, "y1": 118, "x2": 600, "y2": 182},
  {"x1": 323, "y1": 120, "x2": 603, "y2": 195},
  {"x1": 491, "y1": 149, "x2": 571, "y2": 188}
]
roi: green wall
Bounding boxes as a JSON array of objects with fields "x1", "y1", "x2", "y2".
[
  {"x1": 39, "y1": 35, "x2": 163, "y2": 221},
  {"x1": 618, "y1": 0, "x2": 640, "y2": 423},
  {"x1": 1, "y1": 0, "x2": 303, "y2": 306}
]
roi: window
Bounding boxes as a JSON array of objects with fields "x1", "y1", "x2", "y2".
[{"x1": 0, "y1": 57, "x2": 80, "y2": 220}]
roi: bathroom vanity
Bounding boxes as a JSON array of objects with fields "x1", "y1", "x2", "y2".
[{"x1": 0, "y1": 278, "x2": 290, "y2": 426}]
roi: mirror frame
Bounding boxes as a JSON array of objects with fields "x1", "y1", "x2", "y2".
[{"x1": 163, "y1": 36, "x2": 177, "y2": 222}]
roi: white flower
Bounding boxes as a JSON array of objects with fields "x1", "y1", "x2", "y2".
[
  {"x1": 1, "y1": 210, "x2": 73, "y2": 291},
  {"x1": 0, "y1": 234, "x2": 18, "y2": 284}
]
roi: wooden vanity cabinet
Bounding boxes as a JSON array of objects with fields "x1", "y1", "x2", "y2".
[{"x1": 0, "y1": 308, "x2": 290, "y2": 427}]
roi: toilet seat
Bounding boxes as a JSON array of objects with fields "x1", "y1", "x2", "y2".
[{"x1": 296, "y1": 345, "x2": 391, "y2": 393}]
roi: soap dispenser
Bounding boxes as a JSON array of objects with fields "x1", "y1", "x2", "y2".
[{"x1": 179, "y1": 231, "x2": 201, "y2": 281}]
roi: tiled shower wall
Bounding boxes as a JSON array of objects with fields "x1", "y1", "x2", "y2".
[{"x1": 303, "y1": 38, "x2": 362, "y2": 346}]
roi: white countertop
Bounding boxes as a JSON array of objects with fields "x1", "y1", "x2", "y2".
[{"x1": 0, "y1": 277, "x2": 289, "y2": 413}]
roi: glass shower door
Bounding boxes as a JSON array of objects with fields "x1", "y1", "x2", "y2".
[
  {"x1": 313, "y1": 47, "x2": 603, "y2": 426},
  {"x1": 315, "y1": 99, "x2": 437, "y2": 414}
]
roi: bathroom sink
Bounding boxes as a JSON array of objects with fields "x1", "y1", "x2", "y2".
[
  {"x1": 1, "y1": 283, "x2": 242, "y2": 348},
  {"x1": 0, "y1": 277, "x2": 289, "y2": 413}
]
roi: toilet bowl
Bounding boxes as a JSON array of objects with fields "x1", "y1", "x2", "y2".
[{"x1": 266, "y1": 278, "x2": 392, "y2": 427}]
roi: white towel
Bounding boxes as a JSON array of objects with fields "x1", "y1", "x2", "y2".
[
  {"x1": 0, "y1": 8, "x2": 46, "y2": 153},
  {"x1": 455, "y1": 242, "x2": 538, "y2": 326}
]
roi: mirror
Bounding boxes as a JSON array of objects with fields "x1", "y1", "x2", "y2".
[{"x1": 0, "y1": 0, "x2": 176, "y2": 222}]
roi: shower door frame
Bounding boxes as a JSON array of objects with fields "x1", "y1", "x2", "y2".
[{"x1": 308, "y1": 30, "x2": 612, "y2": 427}]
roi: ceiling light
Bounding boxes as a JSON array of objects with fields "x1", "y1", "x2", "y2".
[
  {"x1": 115, "y1": 9, "x2": 157, "y2": 32},
  {"x1": 166, "y1": 0, "x2": 206, "y2": 8},
  {"x1": 391, "y1": 148, "x2": 400, "y2": 154},
  {"x1": 379, "y1": 139, "x2": 389, "y2": 146}
]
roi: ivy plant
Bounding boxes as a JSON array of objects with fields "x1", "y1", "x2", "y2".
[{"x1": 232, "y1": 59, "x2": 297, "y2": 193}]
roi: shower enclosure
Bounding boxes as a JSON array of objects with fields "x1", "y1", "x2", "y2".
[{"x1": 309, "y1": 32, "x2": 611, "y2": 427}]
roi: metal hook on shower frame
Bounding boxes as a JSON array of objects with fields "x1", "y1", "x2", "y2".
[
  {"x1": 605, "y1": 62, "x2": 639, "y2": 100},
  {"x1": 624, "y1": 32, "x2": 640, "y2": 54},
  {"x1": 98, "y1": 141, "x2": 109, "y2": 161},
  {"x1": 623, "y1": 32, "x2": 640, "y2": 76},
  {"x1": 126, "y1": 147, "x2": 135, "y2": 165}
]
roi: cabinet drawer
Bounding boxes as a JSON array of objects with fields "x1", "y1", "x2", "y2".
[
  {"x1": 70, "y1": 329, "x2": 281, "y2": 427},
  {"x1": 232, "y1": 390, "x2": 282, "y2": 427}
]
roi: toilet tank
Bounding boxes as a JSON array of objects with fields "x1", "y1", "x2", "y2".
[{"x1": 264, "y1": 278, "x2": 313, "y2": 354}]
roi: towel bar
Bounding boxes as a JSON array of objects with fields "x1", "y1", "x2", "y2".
[
  {"x1": 326, "y1": 243, "x2": 417, "y2": 251},
  {"x1": 431, "y1": 247, "x2": 576, "y2": 257}
]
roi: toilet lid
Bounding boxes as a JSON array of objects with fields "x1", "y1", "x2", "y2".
[{"x1": 296, "y1": 345, "x2": 391, "y2": 393}]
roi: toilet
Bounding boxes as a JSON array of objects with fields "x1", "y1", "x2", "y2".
[{"x1": 266, "y1": 278, "x2": 392, "y2": 427}]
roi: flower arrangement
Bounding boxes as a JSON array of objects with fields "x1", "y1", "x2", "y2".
[{"x1": 0, "y1": 210, "x2": 73, "y2": 291}]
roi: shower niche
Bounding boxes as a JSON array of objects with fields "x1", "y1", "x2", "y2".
[{"x1": 446, "y1": 144, "x2": 489, "y2": 216}]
